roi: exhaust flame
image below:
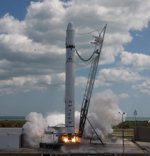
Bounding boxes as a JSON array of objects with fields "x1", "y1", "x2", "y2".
[{"x1": 61, "y1": 135, "x2": 80, "y2": 143}]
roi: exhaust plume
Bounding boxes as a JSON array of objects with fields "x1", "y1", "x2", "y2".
[
  {"x1": 23, "y1": 112, "x2": 48, "y2": 147},
  {"x1": 23, "y1": 90, "x2": 122, "y2": 147},
  {"x1": 23, "y1": 112, "x2": 80, "y2": 147},
  {"x1": 84, "y1": 90, "x2": 122, "y2": 139}
]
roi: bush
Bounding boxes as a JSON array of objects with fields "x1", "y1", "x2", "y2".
[
  {"x1": 114, "y1": 121, "x2": 150, "y2": 129},
  {"x1": 0, "y1": 120, "x2": 25, "y2": 127}
]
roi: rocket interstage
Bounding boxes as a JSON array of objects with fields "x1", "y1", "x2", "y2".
[{"x1": 65, "y1": 22, "x2": 75, "y2": 136}]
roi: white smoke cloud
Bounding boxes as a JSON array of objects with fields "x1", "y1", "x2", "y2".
[
  {"x1": 23, "y1": 90, "x2": 122, "y2": 147},
  {"x1": 23, "y1": 111, "x2": 80, "y2": 147},
  {"x1": 23, "y1": 112, "x2": 48, "y2": 147},
  {"x1": 84, "y1": 90, "x2": 122, "y2": 140}
]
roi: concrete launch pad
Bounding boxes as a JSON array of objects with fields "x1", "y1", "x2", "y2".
[{"x1": 0, "y1": 139, "x2": 149, "y2": 155}]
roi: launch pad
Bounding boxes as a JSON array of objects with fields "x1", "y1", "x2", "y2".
[{"x1": 0, "y1": 139, "x2": 147, "y2": 155}]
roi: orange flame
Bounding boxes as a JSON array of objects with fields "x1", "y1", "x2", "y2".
[{"x1": 61, "y1": 135, "x2": 80, "y2": 143}]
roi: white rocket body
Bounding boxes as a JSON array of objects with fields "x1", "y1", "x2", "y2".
[{"x1": 65, "y1": 23, "x2": 75, "y2": 135}]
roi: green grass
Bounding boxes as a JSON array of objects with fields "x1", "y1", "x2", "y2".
[
  {"x1": 0, "y1": 120, "x2": 25, "y2": 127},
  {"x1": 0, "y1": 119, "x2": 150, "y2": 130},
  {"x1": 114, "y1": 121, "x2": 150, "y2": 129},
  {"x1": 112, "y1": 121, "x2": 150, "y2": 139},
  {"x1": 112, "y1": 128, "x2": 134, "y2": 138}
]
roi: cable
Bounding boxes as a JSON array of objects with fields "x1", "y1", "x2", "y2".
[
  {"x1": 74, "y1": 48, "x2": 98, "y2": 62},
  {"x1": 74, "y1": 56, "x2": 96, "y2": 68},
  {"x1": 77, "y1": 29, "x2": 98, "y2": 36}
]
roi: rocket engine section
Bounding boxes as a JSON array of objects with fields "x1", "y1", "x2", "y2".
[{"x1": 65, "y1": 22, "x2": 75, "y2": 136}]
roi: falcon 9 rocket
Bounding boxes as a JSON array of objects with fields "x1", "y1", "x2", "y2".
[{"x1": 65, "y1": 22, "x2": 75, "y2": 136}]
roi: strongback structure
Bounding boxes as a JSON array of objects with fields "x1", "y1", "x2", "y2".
[
  {"x1": 65, "y1": 22, "x2": 75, "y2": 136},
  {"x1": 78, "y1": 25, "x2": 107, "y2": 138}
]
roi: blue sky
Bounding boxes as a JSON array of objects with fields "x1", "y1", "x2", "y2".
[
  {"x1": 0, "y1": 0, "x2": 37, "y2": 20},
  {"x1": 125, "y1": 24, "x2": 150, "y2": 54},
  {"x1": 0, "y1": 0, "x2": 150, "y2": 117}
]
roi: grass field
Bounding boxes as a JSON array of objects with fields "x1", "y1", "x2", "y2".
[
  {"x1": 115, "y1": 120, "x2": 150, "y2": 128},
  {"x1": 0, "y1": 120, "x2": 25, "y2": 127},
  {"x1": 0, "y1": 120, "x2": 150, "y2": 128},
  {"x1": 112, "y1": 128, "x2": 134, "y2": 139},
  {"x1": 112, "y1": 120, "x2": 150, "y2": 139},
  {"x1": 0, "y1": 120, "x2": 149, "y2": 140}
]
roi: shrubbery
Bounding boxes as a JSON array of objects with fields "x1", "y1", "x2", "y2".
[
  {"x1": 0, "y1": 120, "x2": 25, "y2": 127},
  {"x1": 114, "y1": 121, "x2": 150, "y2": 129}
]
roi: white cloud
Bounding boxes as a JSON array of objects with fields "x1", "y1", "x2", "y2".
[
  {"x1": 132, "y1": 79, "x2": 150, "y2": 95},
  {"x1": 0, "y1": 0, "x2": 150, "y2": 94},
  {"x1": 75, "y1": 76, "x2": 87, "y2": 88},
  {"x1": 98, "y1": 68, "x2": 141, "y2": 84},
  {"x1": 25, "y1": 0, "x2": 66, "y2": 44},
  {"x1": 119, "y1": 93, "x2": 129, "y2": 99},
  {"x1": 121, "y1": 51, "x2": 150, "y2": 69},
  {"x1": 0, "y1": 73, "x2": 65, "y2": 95},
  {"x1": 0, "y1": 14, "x2": 25, "y2": 34}
]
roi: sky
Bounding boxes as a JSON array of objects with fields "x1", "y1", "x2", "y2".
[{"x1": 0, "y1": 0, "x2": 150, "y2": 117}]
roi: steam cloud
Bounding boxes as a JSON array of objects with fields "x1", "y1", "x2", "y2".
[
  {"x1": 84, "y1": 90, "x2": 122, "y2": 140},
  {"x1": 23, "y1": 112, "x2": 64, "y2": 147},
  {"x1": 23, "y1": 90, "x2": 122, "y2": 147},
  {"x1": 23, "y1": 112, "x2": 48, "y2": 147}
]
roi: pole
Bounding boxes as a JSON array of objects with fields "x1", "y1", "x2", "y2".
[
  {"x1": 119, "y1": 112, "x2": 125, "y2": 155},
  {"x1": 122, "y1": 113, "x2": 124, "y2": 155},
  {"x1": 86, "y1": 117, "x2": 104, "y2": 145},
  {"x1": 134, "y1": 109, "x2": 137, "y2": 140}
]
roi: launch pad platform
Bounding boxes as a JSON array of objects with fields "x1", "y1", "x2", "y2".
[{"x1": 0, "y1": 139, "x2": 149, "y2": 156}]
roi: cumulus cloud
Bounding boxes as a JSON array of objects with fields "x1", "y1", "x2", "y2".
[
  {"x1": 75, "y1": 76, "x2": 87, "y2": 88},
  {"x1": 121, "y1": 51, "x2": 150, "y2": 69},
  {"x1": 132, "y1": 79, "x2": 150, "y2": 95},
  {"x1": 0, "y1": 0, "x2": 150, "y2": 94},
  {"x1": 0, "y1": 14, "x2": 25, "y2": 34},
  {"x1": 98, "y1": 68, "x2": 141, "y2": 84},
  {"x1": 119, "y1": 93, "x2": 129, "y2": 99},
  {"x1": 0, "y1": 73, "x2": 65, "y2": 95}
]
